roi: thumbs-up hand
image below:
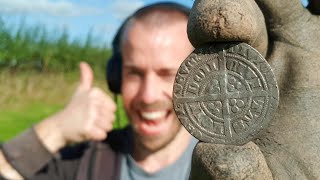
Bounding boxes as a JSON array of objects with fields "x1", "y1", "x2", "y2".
[{"x1": 34, "y1": 62, "x2": 116, "y2": 153}]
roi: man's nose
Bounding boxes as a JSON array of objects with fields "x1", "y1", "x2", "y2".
[{"x1": 138, "y1": 74, "x2": 161, "y2": 104}]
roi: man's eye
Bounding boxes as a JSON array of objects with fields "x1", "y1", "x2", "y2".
[
  {"x1": 126, "y1": 70, "x2": 143, "y2": 77},
  {"x1": 161, "y1": 73, "x2": 176, "y2": 81}
]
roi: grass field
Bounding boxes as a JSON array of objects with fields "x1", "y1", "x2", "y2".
[
  {"x1": 0, "y1": 19, "x2": 129, "y2": 142},
  {"x1": 0, "y1": 102, "x2": 62, "y2": 141},
  {"x1": 0, "y1": 70, "x2": 128, "y2": 142}
]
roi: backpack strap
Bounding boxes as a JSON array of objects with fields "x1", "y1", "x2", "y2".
[
  {"x1": 76, "y1": 142, "x2": 121, "y2": 180},
  {"x1": 75, "y1": 126, "x2": 133, "y2": 180},
  {"x1": 75, "y1": 142, "x2": 93, "y2": 180}
]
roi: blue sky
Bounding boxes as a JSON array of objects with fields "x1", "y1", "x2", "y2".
[
  {"x1": 0, "y1": 0, "x2": 308, "y2": 47},
  {"x1": 0, "y1": 0, "x2": 194, "y2": 47}
]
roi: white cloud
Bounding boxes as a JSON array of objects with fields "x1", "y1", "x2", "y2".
[
  {"x1": 109, "y1": 0, "x2": 145, "y2": 20},
  {"x1": 0, "y1": 0, "x2": 103, "y2": 17}
]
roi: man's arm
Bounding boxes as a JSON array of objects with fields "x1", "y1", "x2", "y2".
[
  {"x1": 0, "y1": 115, "x2": 65, "y2": 179},
  {"x1": 0, "y1": 62, "x2": 116, "y2": 179},
  {"x1": 0, "y1": 150, "x2": 23, "y2": 180}
]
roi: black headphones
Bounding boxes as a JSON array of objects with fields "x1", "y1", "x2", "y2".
[{"x1": 106, "y1": 2, "x2": 190, "y2": 94}]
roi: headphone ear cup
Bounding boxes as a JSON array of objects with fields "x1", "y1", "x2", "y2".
[{"x1": 106, "y1": 53, "x2": 122, "y2": 94}]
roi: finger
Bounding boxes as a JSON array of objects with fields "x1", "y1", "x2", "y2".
[
  {"x1": 188, "y1": 0, "x2": 268, "y2": 56},
  {"x1": 89, "y1": 128, "x2": 107, "y2": 141},
  {"x1": 189, "y1": 142, "x2": 273, "y2": 179},
  {"x1": 255, "y1": 0, "x2": 320, "y2": 49},
  {"x1": 103, "y1": 98, "x2": 117, "y2": 113},
  {"x1": 95, "y1": 109, "x2": 115, "y2": 128},
  {"x1": 90, "y1": 87, "x2": 117, "y2": 112},
  {"x1": 94, "y1": 121, "x2": 111, "y2": 132},
  {"x1": 255, "y1": 0, "x2": 308, "y2": 27},
  {"x1": 79, "y1": 62, "x2": 93, "y2": 91},
  {"x1": 91, "y1": 101, "x2": 115, "y2": 127}
]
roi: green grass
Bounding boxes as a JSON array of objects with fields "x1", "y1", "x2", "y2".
[
  {"x1": 0, "y1": 100, "x2": 128, "y2": 142},
  {"x1": 113, "y1": 95, "x2": 129, "y2": 129},
  {"x1": 0, "y1": 102, "x2": 63, "y2": 141},
  {"x1": 0, "y1": 18, "x2": 128, "y2": 143},
  {"x1": 0, "y1": 71, "x2": 128, "y2": 142}
]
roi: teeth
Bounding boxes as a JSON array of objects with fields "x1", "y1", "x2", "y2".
[{"x1": 141, "y1": 111, "x2": 167, "y2": 121}]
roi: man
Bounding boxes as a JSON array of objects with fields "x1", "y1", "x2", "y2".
[{"x1": 0, "y1": 2, "x2": 196, "y2": 180}]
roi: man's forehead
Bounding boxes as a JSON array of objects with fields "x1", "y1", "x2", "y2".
[
  {"x1": 124, "y1": 18, "x2": 190, "y2": 47},
  {"x1": 119, "y1": 9, "x2": 189, "y2": 49}
]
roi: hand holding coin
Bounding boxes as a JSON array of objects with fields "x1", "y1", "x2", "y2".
[{"x1": 177, "y1": 0, "x2": 320, "y2": 179}]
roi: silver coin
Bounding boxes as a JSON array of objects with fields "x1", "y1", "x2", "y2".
[{"x1": 173, "y1": 43, "x2": 279, "y2": 145}]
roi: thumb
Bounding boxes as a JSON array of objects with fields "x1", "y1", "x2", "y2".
[{"x1": 79, "y1": 62, "x2": 93, "y2": 91}]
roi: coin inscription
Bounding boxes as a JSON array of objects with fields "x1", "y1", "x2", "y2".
[{"x1": 173, "y1": 43, "x2": 279, "y2": 145}]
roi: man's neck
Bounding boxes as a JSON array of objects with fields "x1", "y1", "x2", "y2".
[{"x1": 132, "y1": 128, "x2": 192, "y2": 173}]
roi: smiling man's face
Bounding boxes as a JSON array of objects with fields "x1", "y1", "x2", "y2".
[{"x1": 121, "y1": 16, "x2": 193, "y2": 151}]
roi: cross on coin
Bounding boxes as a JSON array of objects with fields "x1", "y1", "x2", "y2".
[{"x1": 173, "y1": 43, "x2": 279, "y2": 145}]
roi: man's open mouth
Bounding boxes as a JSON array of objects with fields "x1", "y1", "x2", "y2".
[{"x1": 141, "y1": 111, "x2": 168, "y2": 121}]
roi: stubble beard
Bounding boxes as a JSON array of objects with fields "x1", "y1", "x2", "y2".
[
  {"x1": 133, "y1": 117, "x2": 183, "y2": 153},
  {"x1": 128, "y1": 99, "x2": 183, "y2": 152}
]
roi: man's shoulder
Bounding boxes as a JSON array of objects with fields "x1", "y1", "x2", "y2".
[
  {"x1": 59, "y1": 142, "x2": 90, "y2": 160},
  {"x1": 105, "y1": 126, "x2": 133, "y2": 154}
]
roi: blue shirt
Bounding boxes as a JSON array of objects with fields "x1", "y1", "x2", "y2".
[{"x1": 120, "y1": 137, "x2": 198, "y2": 180}]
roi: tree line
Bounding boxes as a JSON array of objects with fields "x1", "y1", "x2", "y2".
[{"x1": 0, "y1": 17, "x2": 111, "y2": 72}]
